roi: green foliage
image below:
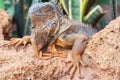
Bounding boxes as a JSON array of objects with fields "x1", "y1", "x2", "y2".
[
  {"x1": 59, "y1": 0, "x2": 69, "y2": 15},
  {"x1": 0, "y1": 0, "x2": 5, "y2": 9},
  {"x1": 0, "y1": 0, "x2": 14, "y2": 18},
  {"x1": 24, "y1": 0, "x2": 39, "y2": 35},
  {"x1": 14, "y1": 0, "x2": 24, "y2": 37},
  {"x1": 84, "y1": 0, "x2": 98, "y2": 16},
  {"x1": 59, "y1": 0, "x2": 106, "y2": 27},
  {"x1": 80, "y1": 0, "x2": 88, "y2": 21},
  {"x1": 110, "y1": 0, "x2": 117, "y2": 20},
  {"x1": 84, "y1": 5, "x2": 106, "y2": 27},
  {"x1": 69, "y1": 0, "x2": 81, "y2": 20}
]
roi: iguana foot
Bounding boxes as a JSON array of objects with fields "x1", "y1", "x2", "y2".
[
  {"x1": 6, "y1": 36, "x2": 31, "y2": 50},
  {"x1": 48, "y1": 44, "x2": 67, "y2": 58},
  {"x1": 66, "y1": 55, "x2": 87, "y2": 79},
  {"x1": 52, "y1": 51, "x2": 67, "y2": 58},
  {"x1": 37, "y1": 51, "x2": 53, "y2": 60}
]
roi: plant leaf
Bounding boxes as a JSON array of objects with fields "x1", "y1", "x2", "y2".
[
  {"x1": 110, "y1": 0, "x2": 117, "y2": 20},
  {"x1": 0, "y1": 0, "x2": 5, "y2": 9},
  {"x1": 85, "y1": 0, "x2": 98, "y2": 15},
  {"x1": 59, "y1": 0, "x2": 69, "y2": 15},
  {"x1": 69, "y1": 0, "x2": 82, "y2": 20},
  {"x1": 24, "y1": 0, "x2": 39, "y2": 35},
  {"x1": 84, "y1": 5, "x2": 106, "y2": 27}
]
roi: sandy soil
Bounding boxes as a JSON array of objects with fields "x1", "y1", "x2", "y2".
[
  {"x1": 0, "y1": 9, "x2": 12, "y2": 40},
  {"x1": 0, "y1": 41, "x2": 98, "y2": 80}
]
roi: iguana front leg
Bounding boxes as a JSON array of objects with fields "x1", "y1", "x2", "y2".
[
  {"x1": 65, "y1": 34, "x2": 88, "y2": 79},
  {"x1": 7, "y1": 36, "x2": 53, "y2": 59},
  {"x1": 31, "y1": 39, "x2": 53, "y2": 59}
]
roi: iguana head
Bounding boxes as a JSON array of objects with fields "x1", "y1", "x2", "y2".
[{"x1": 29, "y1": 2, "x2": 62, "y2": 36}]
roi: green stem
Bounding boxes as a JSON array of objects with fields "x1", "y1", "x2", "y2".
[
  {"x1": 15, "y1": 0, "x2": 24, "y2": 37},
  {"x1": 0, "y1": 0, "x2": 5, "y2": 9},
  {"x1": 24, "y1": 0, "x2": 39, "y2": 35},
  {"x1": 110, "y1": 0, "x2": 117, "y2": 20}
]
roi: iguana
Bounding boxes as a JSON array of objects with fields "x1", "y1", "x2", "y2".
[{"x1": 7, "y1": 2, "x2": 96, "y2": 79}]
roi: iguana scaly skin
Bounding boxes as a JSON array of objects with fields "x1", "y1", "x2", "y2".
[{"x1": 7, "y1": 2, "x2": 96, "y2": 79}]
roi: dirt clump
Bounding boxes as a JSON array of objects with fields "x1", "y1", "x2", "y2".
[
  {"x1": 85, "y1": 17, "x2": 120, "y2": 80},
  {"x1": 0, "y1": 9, "x2": 12, "y2": 40}
]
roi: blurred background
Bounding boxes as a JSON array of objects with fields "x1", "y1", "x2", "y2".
[{"x1": 0, "y1": 0, "x2": 120, "y2": 38}]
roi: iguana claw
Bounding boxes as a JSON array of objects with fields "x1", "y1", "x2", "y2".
[
  {"x1": 6, "y1": 36, "x2": 31, "y2": 50},
  {"x1": 66, "y1": 55, "x2": 87, "y2": 79}
]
